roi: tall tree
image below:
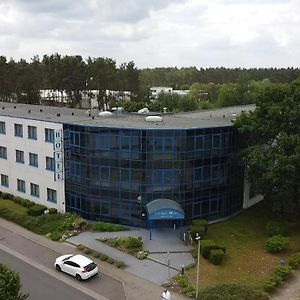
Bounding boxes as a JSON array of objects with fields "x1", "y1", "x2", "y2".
[
  {"x1": 235, "y1": 84, "x2": 300, "y2": 217},
  {"x1": 0, "y1": 263, "x2": 28, "y2": 300}
]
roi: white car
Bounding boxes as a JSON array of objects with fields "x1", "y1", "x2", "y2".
[{"x1": 54, "y1": 254, "x2": 98, "y2": 281}]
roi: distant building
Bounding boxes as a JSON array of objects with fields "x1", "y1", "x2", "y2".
[{"x1": 150, "y1": 87, "x2": 189, "y2": 99}]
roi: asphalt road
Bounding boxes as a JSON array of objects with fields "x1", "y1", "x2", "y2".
[
  {"x1": 0, "y1": 225, "x2": 126, "y2": 300},
  {"x1": 0, "y1": 248, "x2": 97, "y2": 300}
]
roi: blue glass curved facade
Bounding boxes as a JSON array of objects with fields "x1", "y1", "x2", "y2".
[{"x1": 64, "y1": 124, "x2": 244, "y2": 227}]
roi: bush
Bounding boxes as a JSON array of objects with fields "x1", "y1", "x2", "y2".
[
  {"x1": 263, "y1": 279, "x2": 278, "y2": 293},
  {"x1": 183, "y1": 284, "x2": 196, "y2": 297},
  {"x1": 265, "y1": 221, "x2": 286, "y2": 237},
  {"x1": 107, "y1": 257, "x2": 114, "y2": 264},
  {"x1": 127, "y1": 237, "x2": 143, "y2": 249},
  {"x1": 100, "y1": 254, "x2": 108, "y2": 261},
  {"x1": 176, "y1": 275, "x2": 189, "y2": 288},
  {"x1": 265, "y1": 235, "x2": 289, "y2": 253},
  {"x1": 192, "y1": 218, "x2": 208, "y2": 232},
  {"x1": 114, "y1": 260, "x2": 126, "y2": 268},
  {"x1": 288, "y1": 252, "x2": 300, "y2": 269},
  {"x1": 93, "y1": 252, "x2": 101, "y2": 258},
  {"x1": 77, "y1": 244, "x2": 85, "y2": 251},
  {"x1": 92, "y1": 222, "x2": 129, "y2": 232},
  {"x1": 209, "y1": 249, "x2": 225, "y2": 265},
  {"x1": 83, "y1": 248, "x2": 92, "y2": 255},
  {"x1": 201, "y1": 240, "x2": 216, "y2": 258},
  {"x1": 17, "y1": 198, "x2": 33, "y2": 208},
  {"x1": 199, "y1": 284, "x2": 269, "y2": 300},
  {"x1": 50, "y1": 231, "x2": 62, "y2": 241},
  {"x1": 28, "y1": 204, "x2": 47, "y2": 216},
  {"x1": 1, "y1": 192, "x2": 14, "y2": 200},
  {"x1": 49, "y1": 208, "x2": 57, "y2": 215},
  {"x1": 274, "y1": 265, "x2": 293, "y2": 281}
]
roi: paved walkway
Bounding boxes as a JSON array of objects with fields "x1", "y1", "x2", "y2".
[
  {"x1": 0, "y1": 218, "x2": 188, "y2": 300},
  {"x1": 67, "y1": 227, "x2": 194, "y2": 284}
]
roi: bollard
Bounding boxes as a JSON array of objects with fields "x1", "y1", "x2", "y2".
[{"x1": 181, "y1": 265, "x2": 185, "y2": 276}]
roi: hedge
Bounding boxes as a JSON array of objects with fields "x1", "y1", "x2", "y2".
[
  {"x1": 209, "y1": 249, "x2": 225, "y2": 265},
  {"x1": 288, "y1": 252, "x2": 300, "y2": 269},
  {"x1": 201, "y1": 240, "x2": 217, "y2": 259},
  {"x1": 28, "y1": 204, "x2": 47, "y2": 216},
  {"x1": 265, "y1": 235, "x2": 289, "y2": 253}
]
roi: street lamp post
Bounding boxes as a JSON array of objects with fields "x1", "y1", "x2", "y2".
[{"x1": 195, "y1": 234, "x2": 201, "y2": 298}]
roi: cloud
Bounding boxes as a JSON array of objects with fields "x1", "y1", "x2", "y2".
[{"x1": 0, "y1": 0, "x2": 299, "y2": 67}]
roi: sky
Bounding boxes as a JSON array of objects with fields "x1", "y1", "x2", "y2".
[{"x1": 0, "y1": 0, "x2": 299, "y2": 68}]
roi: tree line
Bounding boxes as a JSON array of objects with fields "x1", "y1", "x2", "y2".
[{"x1": 1, "y1": 54, "x2": 300, "y2": 112}]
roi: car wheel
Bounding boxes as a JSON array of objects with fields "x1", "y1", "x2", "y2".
[
  {"x1": 76, "y1": 274, "x2": 82, "y2": 281},
  {"x1": 55, "y1": 265, "x2": 61, "y2": 272}
]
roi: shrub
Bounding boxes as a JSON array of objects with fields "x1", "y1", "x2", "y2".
[
  {"x1": 49, "y1": 208, "x2": 57, "y2": 215},
  {"x1": 28, "y1": 204, "x2": 47, "y2": 216},
  {"x1": 19, "y1": 198, "x2": 32, "y2": 208},
  {"x1": 77, "y1": 244, "x2": 85, "y2": 251},
  {"x1": 127, "y1": 237, "x2": 142, "y2": 249},
  {"x1": 93, "y1": 252, "x2": 101, "y2": 258},
  {"x1": 265, "y1": 221, "x2": 286, "y2": 237},
  {"x1": 183, "y1": 284, "x2": 196, "y2": 297},
  {"x1": 1, "y1": 192, "x2": 14, "y2": 200},
  {"x1": 288, "y1": 252, "x2": 300, "y2": 269},
  {"x1": 107, "y1": 257, "x2": 114, "y2": 264},
  {"x1": 199, "y1": 284, "x2": 269, "y2": 300},
  {"x1": 83, "y1": 248, "x2": 92, "y2": 255},
  {"x1": 50, "y1": 231, "x2": 62, "y2": 241},
  {"x1": 114, "y1": 260, "x2": 126, "y2": 268},
  {"x1": 201, "y1": 240, "x2": 217, "y2": 259},
  {"x1": 92, "y1": 221, "x2": 129, "y2": 232},
  {"x1": 274, "y1": 265, "x2": 293, "y2": 281},
  {"x1": 265, "y1": 235, "x2": 289, "y2": 253},
  {"x1": 176, "y1": 275, "x2": 189, "y2": 288},
  {"x1": 209, "y1": 249, "x2": 225, "y2": 265},
  {"x1": 263, "y1": 279, "x2": 278, "y2": 293},
  {"x1": 192, "y1": 218, "x2": 208, "y2": 232},
  {"x1": 100, "y1": 254, "x2": 108, "y2": 261}
]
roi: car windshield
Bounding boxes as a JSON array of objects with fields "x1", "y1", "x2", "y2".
[
  {"x1": 84, "y1": 262, "x2": 97, "y2": 272},
  {"x1": 63, "y1": 255, "x2": 74, "y2": 261}
]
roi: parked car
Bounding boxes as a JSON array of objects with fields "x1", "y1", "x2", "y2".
[{"x1": 54, "y1": 254, "x2": 98, "y2": 281}]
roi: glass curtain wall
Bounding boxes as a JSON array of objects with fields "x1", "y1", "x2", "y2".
[{"x1": 64, "y1": 124, "x2": 244, "y2": 227}]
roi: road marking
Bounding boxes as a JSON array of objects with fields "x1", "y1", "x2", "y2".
[{"x1": 0, "y1": 243, "x2": 109, "y2": 300}]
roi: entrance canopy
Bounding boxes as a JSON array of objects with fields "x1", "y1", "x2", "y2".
[{"x1": 146, "y1": 199, "x2": 185, "y2": 220}]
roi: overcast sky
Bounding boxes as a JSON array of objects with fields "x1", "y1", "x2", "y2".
[{"x1": 0, "y1": 0, "x2": 299, "y2": 68}]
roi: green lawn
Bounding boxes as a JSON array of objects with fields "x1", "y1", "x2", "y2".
[{"x1": 188, "y1": 200, "x2": 300, "y2": 291}]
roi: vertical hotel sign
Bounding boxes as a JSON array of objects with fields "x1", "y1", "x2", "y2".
[{"x1": 54, "y1": 130, "x2": 64, "y2": 181}]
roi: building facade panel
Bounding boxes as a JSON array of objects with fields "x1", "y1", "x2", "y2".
[{"x1": 0, "y1": 115, "x2": 65, "y2": 212}]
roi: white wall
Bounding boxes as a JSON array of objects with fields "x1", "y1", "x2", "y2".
[
  {"x1": 0, "y1": 116, "x2": 65, "y2": 212},
  {"x1": 243, "y1": 173, "x2": 264, "y2": 209}
]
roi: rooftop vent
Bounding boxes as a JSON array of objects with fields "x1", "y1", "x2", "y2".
[
  {"x1": 2, "y1": 107, "x2": 4, "y2": 110},
  {"x1": 145, "y1": 116, "x2": 163, "y2": 122},
  {"x1": 71, "y1": 112, "x2": 74, "y2": 116},
  {"x1": 14, "y1": 106, "x2": 16, "y2": 109},
  {"x1": 40, "y1": 109, "x2": 43, "y2": 112},
  {"x1": 57, "y1": 113, "x2": 61, "y2": 117},
  {"x1": 99, "y1": 111, "x2": 113, "y2": 117},
  {"x1": 28, "y1": 110, "x2": 31, "y2": 113}
]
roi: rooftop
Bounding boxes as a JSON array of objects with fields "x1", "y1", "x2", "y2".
[{"x1": 0, "y1": 102, "x2": 254, "y2": 129}]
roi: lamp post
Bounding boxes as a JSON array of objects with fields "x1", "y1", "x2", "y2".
[{"x1": 195, "y1": 234, "x2": 201, "y2": 298}]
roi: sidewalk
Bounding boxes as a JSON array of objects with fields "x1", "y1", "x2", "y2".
[
  {"x1": 67, "y1": 227, "x2": 195, "y2": 284},
  {"x1": 0, "y1": 218, "x2": 189, "y2": 300}
]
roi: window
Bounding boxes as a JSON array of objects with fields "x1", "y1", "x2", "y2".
[
  {"x1": 28, "y1": 126, "x2": 37, "y2": 140},
  {"x1": 16, "y1": 150, "x2": 25, "y2": 163},
  {"x1": 29, "y1": 153, "x2": 38, "y2": 167},
  {"x1": 1, "y1": 174, "x2": 9, "y2": 187},
  {"x1": 47, "y1": 188, "x2": 57, "y2": 203},
  {"x1": 46, "y1": 157, "x2": 55, "y2": 171},
  {"x1": 14, "y1": 124, "x2": 23, "y2": 137},
  {"x1": 45, "y1": 128, "x2": 54, "y2": 143},
  {"x1": 30, "y1": 183, "x2": 39, "y2": 197},
  {"x1": 0, "y1": 122, "x2": 5, "y2": 134},
  {"x1": 17, "y1": 179, "x2": 26, "y2": 193},
  {"x1": 0, "y1": 146, "x2": 7, "y2": 159}
]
